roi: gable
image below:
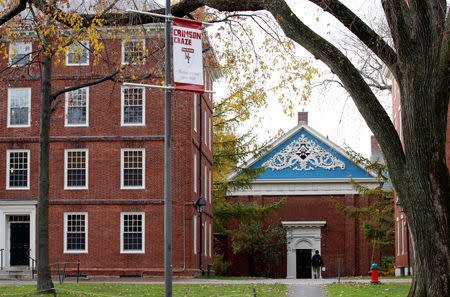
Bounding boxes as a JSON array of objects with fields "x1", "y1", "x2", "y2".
[{"x1": 249, "y1": 128, "x2": 373, "y2": 180}]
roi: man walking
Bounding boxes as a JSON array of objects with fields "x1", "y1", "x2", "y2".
[{"x1": 311, "y1": 250, "x2": 324, "y2": 279}]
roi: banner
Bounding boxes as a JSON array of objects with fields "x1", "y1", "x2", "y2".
[{"x1": 173, "y1": 18, "x2": 204, "y2": 92}]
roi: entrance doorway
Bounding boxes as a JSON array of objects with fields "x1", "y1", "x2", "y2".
[
  {"x1": 296, "y1": 249, "x2": 312, "y2": 279},
  {"x1": 9, "y1": 216, "x2": 30, "y2": 266}
]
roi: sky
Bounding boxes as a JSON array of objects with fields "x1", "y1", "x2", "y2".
[{"x1": 154, "y1": 0, "x2": 392, "y2": 157}]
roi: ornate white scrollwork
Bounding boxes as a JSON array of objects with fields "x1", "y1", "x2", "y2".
[{"x1": 264, "y1": 134, "x2": 345, "y2": 171}]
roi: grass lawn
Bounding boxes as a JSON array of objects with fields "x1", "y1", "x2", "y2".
[
  {"x1": 0, "y1": 283, "x2": 288, "y2": 297},
  {"x1": 326, "y1": 282, "x2": 411, "y2": 297}
]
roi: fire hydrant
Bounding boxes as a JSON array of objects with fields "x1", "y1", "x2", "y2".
[{"x1": 369, "y1": 263, "x2": 381, "y2": 284}]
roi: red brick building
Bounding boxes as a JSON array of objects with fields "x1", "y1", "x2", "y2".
[
  {"x1": 226, "y1": 112, "x2": 381, "y2": 278},
  {"x1": 0, "y1": 24, "x2": 216, "y2": 277}
]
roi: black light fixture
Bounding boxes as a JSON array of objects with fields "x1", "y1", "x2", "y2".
[{"x1": 195, "y1": 197, "x2": 206, "y2": 213}]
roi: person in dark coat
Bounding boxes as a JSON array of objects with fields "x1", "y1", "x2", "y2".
[{"x1": 311, "y1": 250, "x2": 324, "y2": 279}]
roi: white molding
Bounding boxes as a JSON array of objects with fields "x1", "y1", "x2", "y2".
[
  {"x1": 64, "y1": 212, "x2": 88, "y2": 254},
  {"x1": 64, "y1": 149, "x2": 89, "y2": 190},
  {"x1": 228, "y1": 179, "x2": 379, "y2": 196},
  {"x1": 65, "y1": 87, "x2": 89, "y2": 127},
  {"x1": 0, "y1": 202, "x2": 36, "y2": 269},
  {"x1": 120, "y1": 212, "x2": 145, "y2": 254},
  {"x1": 120, "y1": 148, "x2": 145, "y2": 189},
  {"x1": 228, "y1": 124, "x2": 377, "y2": 180},
  {"x1": 7, "y1": 88, "x2": 31, "y2": 128},
  {"x1": 6, "y1": 149, "x2": 30, "y2": 190},
  {"x1": 121, "y1": 86, "x2": 146, "y2": 126}
]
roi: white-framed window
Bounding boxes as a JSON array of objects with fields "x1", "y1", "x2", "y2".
[
  {"x1": 66, "y1": 41, "x2": 89, "y2": 66},
  {"x1": 120, "y1": 212, "x2": 145, "y2": 253},
  {"x1": 9, "y1": 42, "x2": 32, "y2": 66},
  {"x1": 193, "y1": 214, "x2": 197, "y2": 255},
  {"x1": 121, "y1": 87, "x2": 145, "y2": 126},
  {"x1": 65, "y1": 149, "x2": 88, "y2": 189},
  {"x1": 64, "y1": 212, "x2": 88, "y2": 253},
  {"x1": 121, "y1": 149, "x2": 145, "y2": 189},
  {"x1": 65, "y1": 87, "x2": 89, "y2": 126},
  {"x1": 401, "y1": 215, "x2": 405, "y2": 255},
  {"x1": 209, "y1": 222, "x2": 212, "y2": 257},
  {"x1": 396, "y1": 217, "x2": 400, "y2": 256},
  {"x1": 204, "y1": 165, "x2": 207, "y2": 203},
  {"x1": 209, "y1": 117, "x2": 212, "y2": 149},
  {"x1": 122, "y1": 39, "x2": 145, "y2": 65},
  {"x1": 204, "y1": 111, "x2": 207, "y2": 145},
  {"x1": 209, "y1": 169, "x2": 212, "y2": 204},
  {"x1": 6, "y1": 149, "x2": 30, "y2": 190},
  {"x1": 204, "y1": 222, "x2": 207, "y2": 256},
  {"x1": 193, "y1": 153, "x2": 197, "y2": 193},
  {"x1": 8, "y1": 88, "x2": 31, "y2": 127},
  {"x1": 193, "y1": 94, "x2": 198, "y2": 132}
]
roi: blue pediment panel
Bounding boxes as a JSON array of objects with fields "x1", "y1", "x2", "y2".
[{"x1": 250, "y1": 128, "x2": 373, "y2": 180}]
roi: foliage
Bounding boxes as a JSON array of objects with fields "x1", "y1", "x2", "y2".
[
  {"x1": 326, "y1": 282, "x2": 411, "y2": 297},
  {"x1": 212, "y1": 254, "x2": 231, "y2": 276},
  {"x1": 0, "y1": 283, "x2": 289, "y2": 297},
  {"x1": 381, "y1": 256, "x2": 396, "y2": 276},
  {"x1": 231, "y1": 220, "x2": 286, "y2": 277},
  {"x1": 331, "y1": 149, "x2": 394, "y2": 250}
]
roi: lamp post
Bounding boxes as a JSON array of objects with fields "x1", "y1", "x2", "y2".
[{"x1": 195, "y1": 197, "x2": 206, "y2": 275}]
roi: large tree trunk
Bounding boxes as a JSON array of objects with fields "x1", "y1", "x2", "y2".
[{"x1": 37, "y1": 35, "x2": 54, "y2": 293}]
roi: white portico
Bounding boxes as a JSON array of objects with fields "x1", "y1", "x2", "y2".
[{"x1": 282, "y1": 221, "x2": 326, "y2": 279}]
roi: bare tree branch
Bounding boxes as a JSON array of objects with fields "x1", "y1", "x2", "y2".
[{"x1": 0, "y1": 0, "x2": 28, "y2": 26}]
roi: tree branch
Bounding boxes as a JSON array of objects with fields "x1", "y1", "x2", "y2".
[
  {"x1": 0, "y1": 0, "x2": 28, "y2": 26},
  {"x1": 50, "y1": 67, "x2": 122, "y2": 101},
  {"x1": 307, "y1": 0, "x2": 399, "y2": 78}
]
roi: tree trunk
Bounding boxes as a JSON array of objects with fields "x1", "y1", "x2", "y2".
[{"x1": 37, "y1": 35, "x2": 54, "y2": 293}]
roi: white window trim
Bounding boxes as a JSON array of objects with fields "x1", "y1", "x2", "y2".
[
  {"x1": 204, "y1": 222, "x2": 207, "y2": 256},
  {"x1": 121, "y1": 39, "x2": 146, "y2": 65},
  {"x1": 7, "y1": 88, "x2": 31, "y2": 128},
  {"x1": 121, "y1": 86, "x2": 146, "y2": 126},
  {"x1": 65, "y1": 87, "x2": 89, "y2": 127},
  {"x1": 208, "y1": 117, "x2": 212, "y2": 149},
  {"x1": 120, "y1": 212, "x2": 145, "y2": 254},
  {"x1": 209, "y1": 169, "x2": 212, "y2": 204},
  {"x1": 204, "y1": 111, "x2": 207, "y2": 145},
  {"x1": 64, "y1": 212, "x2": 88, "y2": 253},
  {"x1": 65, "y1": 41, "x2": 90, "y2": 66},
  {"x1": 204, "y1": 165, "x2": 207, "y2": 203},
  {"x1": 193, "y1": 94, "x2": 198, "y2": 132},
  {"x1": 64, "y1": 149, "x2": 89, "y2": 190},
  {"x1": 193, "y1": 215, "x2": 197, "y2": 255},
  {"x1": 121, "y1": 148, "x2": 145, "y2": 189},
  {"x1": 209, "y1": 222, "x2": 212, "y2": 257},
  {"x1": 396, "y1": 217, "x2": 400, "y2": 256},
  {"x1": 193, "y1": 153, "x2": 197, "y2": 193},
  {"x1": 9, "y1": 42, "x2": 32, "y2": 67},
  {"x1": 6, "y1": 149, "x2": 30, "y2": 190},
  {"x1": 401, "y1": 215, "x2": 405, "y2": 255}
]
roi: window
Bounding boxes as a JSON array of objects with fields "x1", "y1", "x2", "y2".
[
  {"x1": 8, "y1": 88, "x2": 31, "y2": 127},
  {"x1": 65, "y1": 149, "x2": 88, "y2": 189},
  {"x1": 209, "y1": 169, "x2": 212, "y2": 204},
  {"x1": 193, "y1": 94, "x2": 198, "y2": 132},
  {"x1": 204, "y1": 165, "x2": 207, "y2": 202},
  {"x1": 121, "y1": 212, "x2": 145, "y2": 253},
  {"x1": 65, "y1": 88, "x2": 88, "y2": 126},
  {"x1": 204, "y1": 222, "x2": 207, "y2": 256},
  {"x1": 396, "y1": 217, "x2": 400, "y2": 256},
  {"x1": 121, "y1": 87, "x2": 145, "y2": 126},
  {"x1": 204, "y1": 111, "x2": 207, "y2": 145},
  {"x1": 7, "y1": 150, "x2": 30, "y2": 190},
  {"x1": 121, "y1": 149, "x2": 145, "y2": 189},
  {"x1": 193, "y1": 215, "x2": 197, "y2": 255},
  {"x1": 209, "y1": 222, "x2": 212, "y2": 257},
  {"x1": 9, "y1": 42, "x2": 32, "y2": 66},
  {"x1": 64, "y1": 213, "x2": 88, "y2": 253},
  {"x1": 122, "y1": 40, "x2": 145, "y2": 64},
  {"x1": 193, "y1": 153, "x2": 197, "y2": 193},
  {"x1": 66, "y1": 41, "x2": 89, "y2": 66},
  {"x1": 209, "y1": 117, "x2": 212, "y2": 149},
  {"x1": 401, "y1": 215, "x2": 405, "y2": 255}
]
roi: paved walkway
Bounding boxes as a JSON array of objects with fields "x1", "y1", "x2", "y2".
[{"x1": 288, "y1": 284, "x2": 327, "y2": 297}]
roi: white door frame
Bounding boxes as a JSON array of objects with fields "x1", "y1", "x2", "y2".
[
  {"x1": 0, "y1": 200, "x2": 37, "y2": 269},
  {"x1": 282, "y1": 221, "x2": 326, "y2": 279}
]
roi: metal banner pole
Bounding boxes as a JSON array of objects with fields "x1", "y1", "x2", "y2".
[{"x1": 164, "y1": 0, "x2": 173, "y2": 296}]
